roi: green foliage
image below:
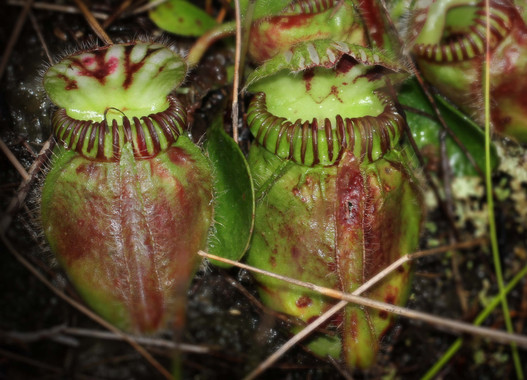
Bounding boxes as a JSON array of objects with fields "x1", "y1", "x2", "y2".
[
  {"x1": 398, "y1": 78, "x2": 499, "y2": 176},
  {"x1": 204, "y1": 119, "x2": 255, "y2": 267},
  {"x1": 149, "y1": 0, "x2": 217, "y2": 37}
]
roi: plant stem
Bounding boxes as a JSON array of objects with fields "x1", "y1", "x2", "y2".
[
  {"x1": 187, "y1": 21, "x2": 237, "y2": 67},
  {"x1": 483, "y1": 1, "x2": 523, "y2": 378},
  {"x1": 422, "y1": 265, "x2": 527, "y2": 379}
]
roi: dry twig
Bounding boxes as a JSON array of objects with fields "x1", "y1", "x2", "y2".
[
  {"x1": 102, "y1": 0, "x2": 133, "y2": 29},
  {"x1": 7, "y1": 0, "x2": 108, "y2": 19},
  {"x1": 72, "y1": 0, "x2": 113, "y2": 45},
  {"x1": 0, "y1": 139, "x2": 54, "y2": 234},
  {"x1": 197, "y1": 238, "x2": 527, "y2": 379},
  {"x1": 1, "y1": 233, "x2": 173, "y2": 380},
  {"x1": 0, "y1": 138, "x2": 30, "y2": 181}
]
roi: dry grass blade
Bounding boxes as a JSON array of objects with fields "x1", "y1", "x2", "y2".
[
  {"x1": 7, "y1": 0, "x2": 109, "y2": 19},
  {"x1": 244, "y1": 300, "x2": 348, "y2": 380},
  {"x1": 72, "y1": 0, "x2": 113, "y2": 45},
  {"x1": 132, "y1": 0, "x2": 168, "y2": 14},
  {"x1": 0, "y1": 138, "x2": 30, "y2": 181},
  {"x1": 1, "y1": 325, "x2": 213, "y2": 354},
  {"x1": 63, "y1": 327, "x2": 212, "y2": 354},
  {"x1": 201, "y1": 239, "x2": 485, "y2": 303},
  {"x1": 1, "y1": 233, "x2": 174, "y2": 380},
  {"x1": 483, "y1": 0, "x2": 523, "y2": 377},
  {"x1": 102, "y1": 0, "x2": 133, "y2": 29},
  {"x1": 198, "y1": 241, "x2": 527, "y2": 378},
  {"x1": 0, "y1": 138, "x2": 53, "y2": 234},
  {"x1": 1, "y1": 325, "x2": 78, "y2": 346},
  {"x1": 28, "y1": 10, "x2": 52, "y2": 63}
]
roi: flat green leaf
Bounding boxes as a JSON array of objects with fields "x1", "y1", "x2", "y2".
[
  {"x1": 398, "y1": 77, "x2": 499, "y2": 176},
  {"x1": 205, "y1": 119, "x2": 255, "y2": 267},
  {"x1": 149, "y1": 0, "x2": 217, "y2": 37}
]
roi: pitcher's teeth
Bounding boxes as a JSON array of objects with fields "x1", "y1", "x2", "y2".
[
  {"x1": 413, "y1": 2, "x2": 512, "y2": 62},
  {"x1": 52, "y1": 96, "x2": 186, "y2": 161},
  {"x1": 283, "y1": 0, "x2": 336, "y2": 15},
  {"x1": 247, "y1": 92, "x2": 405, "y2": 166}
]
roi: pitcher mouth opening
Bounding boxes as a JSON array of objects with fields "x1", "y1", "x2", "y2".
[
  {"x1": 52, "y1": 96, "x2": 187, "y2": 161},
  {"x1": 413, "y1": 1, "x2": 512, "y2": 62},
  {"x1": 247, "y1": 91, "x2": 406, "y2": 166}
]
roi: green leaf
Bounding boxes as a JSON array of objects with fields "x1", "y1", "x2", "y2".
[
  {"x1": 398, "y1": 78, "x2": 499, "y2": 176},
  {"x1": 205, "y1": 119, "x2": 255, "y2": 267},
  {"x1": 149, "y1": 0, "x2": 217, "y2": 37}
]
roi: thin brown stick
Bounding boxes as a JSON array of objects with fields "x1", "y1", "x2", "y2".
[
  {"x1": 439, "y1": 117, "x2": 467, "y2": 313},
  {"x1": 21, "y1": 140, "x2": 37, "y2": 158},
  {"x1": 202, "y1": 238, "x2": 486, "y2": 304},
  {"x1": 245, "y1": 300, "x2": 348, "y2": 380},
  {"x1": 227, "y1": 241, "x2": 480, "y2": 340},
  {"x1": 222, "y1": 272, "x2": 337, "y2": 336},
  {"x1": 231, "y1": 0, "x2": 242, "y2": 144},
  {"x1": 243, "y1": 241, "x2": 428, "y2": 380},
  {"x1": 439, "y1": 127, "x2": 458, "y2": 237},
  {"x1": 63, "y1": 327, "x2": 212, "y2": 354},
  {"x1": 401, "y1": 102, "x2": 485, "y2": 176},
  {"x1": 28, "y1": 11, "x2": 52, "y2": 64},
  {"x1": 517, "y1": 277, "x2": 527, "y2": 333},
  {"x1": 0, "y1": 138, "x2": 53, "y2": 234},
  {"x1": 1, "y1": 233, "x2": 173, "y2": 380},
  {"x1": 102, "y1": 0, "x2": 133, "y2": 29},
  {"x1": 215, "y1": 1, "x2": 229, "y2": 24},
  {"x1": 0, "y1": 0, "x2": 34, "y2": 82},
  {"x1": 223, "y1": 273, "x2": 300, "y2": 325},
  {"x1": 450, "y1": 246, "x2": 469, "y2": 314},
  {"x1": 0, "y1": 138, "x2": 30, "y2": 181},
  {"x1": 401, "y1": 112, "x2": 460, "y2": 237},
  {"x1": 198, "y1": 239, "x2": 527, "y2": 378},
  {"x1": 7, "y1": 0, "x2": 109, "y2": 19},
  {"x1": 327, "y1": 355, "x2": 353, "y2": 380},
  {"x1": 1, "y1": 324, "x2": 212, "y2": 354},
  {"x1": 132, "y1": 0, "x2": 168, "y2": 14},
  {"x1": 72, "y1": 0, "x2": 113, "y2": 45},
  {"x1": 187, "y1": 21, "x2": 237, "y2": 67},
  {"x1": 401, "y1": 104, "x2": 436, "y2": 119},
  {"x1": 423, "y1": 81, "x2": 484, "y2": 178},
  {"x1": 1, "y1": 325, "x2": 78, "y2": 347}
]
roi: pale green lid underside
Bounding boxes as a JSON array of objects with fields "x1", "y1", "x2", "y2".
[{"x1": 44, "y1": 43, "x2": 187, "y2": 122}]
